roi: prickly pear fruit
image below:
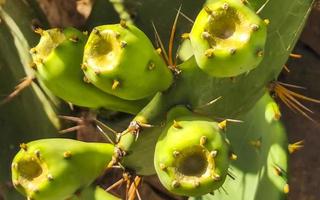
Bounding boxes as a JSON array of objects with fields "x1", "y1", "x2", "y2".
[
  {"x1": 154, "y1": 106, "x2": 230, "y2": 196},
  {"x1": 31, "y1": 27, "x2": 146, "y2": 114},
  {"x1": 189, "y1": 0, "x2": 267, "y2": 77},
  {"x1": 11, "y1": 139, "x2": 114, "y2": 200},
  {"x1": 82, "y1": 23, "x2": 173, "y2": 100}
]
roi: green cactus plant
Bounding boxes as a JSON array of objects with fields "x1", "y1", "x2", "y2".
[{"x1": 1, "y1": 0, "x2": 316, "y2": 199}]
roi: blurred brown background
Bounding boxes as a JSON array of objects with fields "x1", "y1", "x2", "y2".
[{"x1": 35, "y1": 1, "x2": 320, "y2": 199}]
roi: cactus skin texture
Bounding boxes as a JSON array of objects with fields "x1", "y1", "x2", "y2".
[
  {"x1": 190, "y1": 0, "x2": 267, "y2": 77},
  {"x1": 190, "y1": 93, "x2": 288, "y2": 200},
  {"x1": 154, "y1": 106, "x2": 230, "y2": 196},
  {"x1": 11, "y1": 139, "x2": 114, "y2": 200},
  {"x1": 82, "y1": 23, "x2": 173, "y2": 100},
  {"x1": 69, "y1": 186, "x2": 120, "y2": 200},
  {"x1": 31, "y1": 27, "x2": 147, "y2": 114}
]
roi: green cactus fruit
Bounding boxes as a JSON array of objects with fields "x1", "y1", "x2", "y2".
[
  {"x1": 189, "y1": 0, "x2": 267, "y2": 77},
  {"x1": 82, "y1": 23, "x2": 173, "y2": 100},
  {"x1": 11, "y1": 138, "x2": 114, "y2": 200},
  {"x1": 31, "y1": 27, "x2": 147, "y2": 114},
  {"x1": 154, "y1": 106, "x2": 231, "y2": 196}
]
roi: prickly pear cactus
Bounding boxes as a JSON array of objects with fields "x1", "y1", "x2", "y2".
[{"x1": 1, "y1": 0, "x2": 316, "y2": 199}]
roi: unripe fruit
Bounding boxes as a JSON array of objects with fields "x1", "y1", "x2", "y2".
[
  {"x1": 31, "y1": 28, "x2": 146, "y2": 114},
  {"x1": 83, "y1": 23, "x2": 173, "y2": 100},
  {"x1": 190, "y1": 0, "x2": 267, "y2": 77},
  {"x1": 154, "y1": 106, "x2": 230, "y2": 196},
  {"x1": 11, "y1": 139, "x2": 114, "y2": 200}
]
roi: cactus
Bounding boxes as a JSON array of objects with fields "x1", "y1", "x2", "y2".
[
  {"x1": 11, "y1": 139, "x2": 114, "y2": 200},
  {"x1": 2, "y1": 0, "x2": 316, "y2": 199},
  {"x1": 154, "y1": 106, "x2": 231, "y2": 196}
]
